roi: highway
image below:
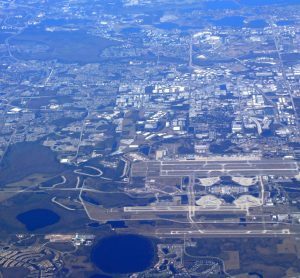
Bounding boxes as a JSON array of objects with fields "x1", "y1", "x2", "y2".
[{"x1": 269, "y1": 18, "x2": 300, "y2": 135}]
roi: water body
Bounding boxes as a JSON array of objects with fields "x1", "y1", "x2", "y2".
[
  {"x1": 213, "y1": 16, "x2": 245, "y2": 28},
  {"x1": 88, "y1": 222, "x2": 101, "y2": 228},
  {"x1": 204, "y1": 0, "x2": 239, "y2": 10},
  {"x1": 0, "y1": 33, "x2": 11, "y2": 43},
  {"x1": 247, "y1": 19, "x2": 268, "y2": 28},
  {"x1": 222, "y1": 195, "x2": 235, "y2": 203},
  {"x1": 107, "y1": 221, "x2": 127, "y2": 228},
  {"x1": 91, "y1": 234, "x2": 156, "y2": 274},
  {"x1": 139, "y1": 145, "x2": 150, "y2": 156},
  {"x1": 16, "y1": 209, "x2": 60, "y2": 231},
  {"x1": 276, "y1": 20, "x2": 295, "y2": 26},
  {"x1": 249, "y1": 272, "x2": 264, "y2": 278},
  {"x1": 240, "y1": 0, "x2": 300, "y2": 5},
  {"x1": 154, "y1": 22, "x2": 179, "y2": 30},
  {"x1": 121, "y1": 27, "x2": 142, "y2": 35},
  {"x1": 89, "y1": 275, "x2": 112, "y2": 278}
]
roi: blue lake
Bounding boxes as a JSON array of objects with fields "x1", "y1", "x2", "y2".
[
  {"x1": 277, "y1": 20, "x2": 295, "y2": 26},
  {"x1": 107, "y1": 221, "x2": 127, "y2": 228},
  {"x1": 247, "y1": 20, "x2": 268, "y2": 28},
  {"x1": 91, "y1": 234, "x2": 156, "y2": 274},
  {"x1": 16, "y1": 209, "x2": 60, "y2": 231},
  {"x1": 203, "y1": 0, "x2": 300, "y2": 10},
  {"x1": 89, "y1": 275, "x2": 112, "y2": 278},
  {"x1": 213, "y1": 16, "x2": 245, "y2": 28},
  {"x1": 204, "y1": 1, "x2": 239, "y2": 10},
  {"x1": 240, "y1": 0, "x2": 300, "y2": 5},
  {"x1": 88, "y1": 222, "x2": 101, "y2": 228}
]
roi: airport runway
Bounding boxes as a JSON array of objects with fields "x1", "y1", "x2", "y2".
[
  {"x1": 155, "y1": 228, "x2": 294, "y2": 236},
  {"x1": 124, "y1": 205, "x2": 247, "y2": 212},
  {"x1": 131, "y1": 159, "x2": 299, "y2": 177}
]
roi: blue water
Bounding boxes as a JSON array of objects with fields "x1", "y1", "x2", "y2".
[
  {"x1": 249, "y1": 272, "x2": 264, "y2": 278},
  {"x1": 107, "y1": 221, "x2": 127, "y2": 228},
  {"x1": 204, "y1": 1, "x2": 239, "y2": 10},
  {"x1": 240, "y1": 0, "x2": 300, "y2": 5},
  {"x1": 154, "y1": 22, "x2": 179, "y2": 30},
  {"x1": 277, "y1": 20, "x2": 295, "y2": 26},
  {"x1": 203, "y1": 0, "x2": 300, "y2": 10},
  {"x1": 247, "y1": 20, "x2": 268, "y2": 28},
  {"x1": 88, "y1": 222, "x2": 101, "y2": 228},
  {"x1": 121, "y1": 27, "x2": 141, "y2": 34},
  {"x1": 89, "y1": 275, "x2": 112, "y2": 278},
  {"x1": 213, "y1": 16, "x2": 245, "y2": 28},
  {"x1": 16, "y1": 209, "x2": 60, "y2": 231},
  {"x1": 91, "y1": 234, "x2": 155, "y2": 274},
  {"x1": 0, "y1": 33, "x2": 10, "y2": 43}
]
